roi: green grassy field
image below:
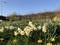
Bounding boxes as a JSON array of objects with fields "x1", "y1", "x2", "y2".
[{"x1": 0, "y1": 20, "x2": 60, "y2": 45}]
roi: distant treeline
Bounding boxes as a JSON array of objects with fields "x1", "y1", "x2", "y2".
[{"x1": 0, "y1": 11, "x2": 59, "y2": 21}]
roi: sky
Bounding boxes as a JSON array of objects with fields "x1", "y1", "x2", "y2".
[{"x1": 0, "y1": 0, "x2": 60, "y2": 16}]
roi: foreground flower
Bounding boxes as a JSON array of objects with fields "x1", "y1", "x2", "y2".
[
  {"x1": 37, "y1": 25, "x2": 41, "y2": 30},
  {"x1": 17, "y1": 27, "x2": 22, "y2": 33},
  {"x1": 37, "y1": 39, "x2": 43, "y2": 44},
  {"x1": 0, "y1": 28, "x2": 4, "y2": 33},
  {"x1": 28, "y1": 21, "x2": 33, "y2": 26},
  {"x1": 24, "y1": 26, "x2": 33, "y2": 31},
  {"x1": 5, "y1": 26, "x2": 10, "y2": 29},
  {"x1": 29, "y1": 25, "x2": 37, "y2": 30},
  {"x1": 24, "y1": 29, "x2": 31, "y2": 36},
  {"x1": 28, "y1": 21, "x2": 37, "y2": 30},
  {"x1": 14, "y1": 31, "x2": 18, "y2": 36},
  {"x1": 53, "y1": 16, "x2": 58, "y2": 21},
  {"x1": 20, "y1": 31, "x2": 25, "y2": 35},
  {"x1": 47, "y1": 43, "x2": 52, "y2": 45},
  {"x1": 32, "y1": 25, "x2": 37, "y2": 30},
  {"x1": 0, "y1": 38, "x2": 4, "y2": 41},
  {"x1": 10, "y1": 26, "x2": 14, "y2": 30},
  {"x1": 50, "y1": 37, "x2": 55, "y2": 42},
  {"x1": 42, "y1": 25, "x2": 47, "y2": 33},
  {"x1": 42, "y1": 24, "x2": 47, "y2": 33},
  {"x1": 12, "y1": 39, "x2": 18, "y2": 43},
  {"x1": 24, "y1": 26, "x2": 32, "y2": 36}
]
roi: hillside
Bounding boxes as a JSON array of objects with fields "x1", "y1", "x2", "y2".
[
  {"x1": 7, "y1": 11, "x2": 56, "y2": 21},
  {"x1": 1, "y1": 11, "x2": 60, "y2": 21}
]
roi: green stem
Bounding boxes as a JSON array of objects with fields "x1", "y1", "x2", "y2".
[
  {"x1": 44, "y1": 33, "x2": 46, "y2": 45},
  {"x1": 38, "y1": 44, "x2": 41, "y2": 45}
]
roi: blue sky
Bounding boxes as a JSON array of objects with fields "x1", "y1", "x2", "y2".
[{"x1": 0, "y1": 0, "x2": 60, "y2": 16}]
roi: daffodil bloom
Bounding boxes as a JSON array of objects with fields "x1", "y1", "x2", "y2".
[
  {"x1": 50, "y1": 37, "x2": 55, "y2": 42},
  {"x1": 17, "y1": 27, "x2": 22, "y2": 31},
  {"x1": 42, "y1": 26, "x2": 47, "y2": 33},
  {"x1": 0, "y1": 28, "x2": 4, "y2": 33},
  {"x1": 0, "y1": 38, "x2": 4, "y2": 41},
  {"x1": 47, "y1": 43, "x2": 52, "y2": 45},
  {"x1": 24, "y1": 26, "x2": 33, "y2": 31},
  {"x1": 37, "y1": 39, "x2": 43, "y2": 44},
  {"x1": 29, "y1": 25, "x2": 37, "y2": 30},
  {"x1": 28, "y1": 21, "x2": 33, "y2": 26},
  {"x1": 28, "y1": 27, "x2": 33, "y2": 31},
  {"x1": 14, "y1": 31, "x2": 18, "y2": 36},
  {"x1": 5, "y1": 26, "x2": 10, "y2": 29},
  {"x1": 28, "y1": 21, "x2": 37, "y2": 30},
  {"x1": 10, "y1": 26, "x2": 14, "y2": 30},
  {"x1": 17, "y1": 27, "x2": 22, "y2": 33},
  {"x1": 32, "y1": 25, "x2": 37, "y2": 30},
  {"x1": 13, "y1": 39, "x2": 17, "y2": 43},
  {"x1": 24, "y1": 28, "x2": 31, "y2": 36},
  {"x1": 20, "y1": 31, "x2": 25, "y2": 35},
  {"x1": 37, "y1": 25, "x2": 41, "y2": 30},
  {"x1": 42, "y1": 23, "x2": 47, "y2": 33},
  {"x1": 53, "y1": 16, "x2": 58, "y2": 21}
]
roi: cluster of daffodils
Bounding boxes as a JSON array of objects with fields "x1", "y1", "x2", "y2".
[
  {"x1": 37, "y1": 37, "x2": 55, "y2": 45},
  {"x1": 14, "y1": 21, "x2": 47, "y2": 37},
  {"x1": 14, "y1": 21, "x2": 37, "y2": 36},
  {"x1": 24, "y1": 26, "x2": 32, "y2": 36},
  {"x1": 0, "y1": 26, "x2": 16, "y2": 33},
  {"x1": 28, "y1": 21, "x2": 37, "y2": 30},
  {"x1": 0, "y1": 27, "x2": 4, "y2": 33},
  {"x1": 0, "y1": 21, "x2": 59, "y2": 45},
  {"x1": 0, "y1": 21, "x2": 48, "y2": 36},
  {"x1": 14, "y1": 27, "x2": 25, "y2": 36},
  {"x1": 5, "y1": 26, "x2": 15, "y2": 30}
]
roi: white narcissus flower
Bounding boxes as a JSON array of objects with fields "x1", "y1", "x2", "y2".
[
  {"x1": 28, "y1": 21, "x2": 37, "y2": 30},
  {"x1": 50, "y1": 37, "x2": 55, "y2": 42},
  {"x1": 14, "y1": 31, "x2": 18, "y2": 36},
  {"x1": 31, "y1": 25, "x2": 37, "y2": 30},
  {"x1": 10, "y1": 26, "x2": 14, "y2": 30},
  {"x1": 0, "y1": 27, "x2": 4, "y2": 33},
  {"x1": 28, "y1": 21, "x2": 34, "y2": 27},
  {"x1": 20, "y1": 31, "x2": 25, "y2": 35},
  {"x1": 42, "y1": 26, "x2": 46, "y2": 33},
  {"x1": 28, "y1": 21, "x2": 33, "y2": 26},
  {"x1": 37, "y1": 39, "x2": 43, "y2": 44},
  {"x1": 24, "y1": 26, "x2": 29, "y2": 30},
  {"x1": 17, "y1": 27, "x2": 22, "y2": 33},
  {"x1": 28, "y1": 27, "x2": 33, "y2": 31},
  {"x1": 24, "y1": 26, "x2": 33, "y2": 31},
  {"x1": 25, "y1": 32, "x2": 30, "y2": 37},
  {"x1": 33, "y1": 27, "x2": 37, "y2": 30},
  {"x1": 5, "y1": 26, "x2": 10, "y2": 29},
  {"x1": 42, "y1": 23, "x2": 47, "y2": 33},
  {"x1": 47, "y1": 43, "x2": 52, "y2": 45},
  {"x1": 24, "y1": 28, "x2": 31, "y2": 37},
  {"x1": 37, "y1": 25, "x2": 41, "y2": 30},
  {"x1": 53, "y1": 16, "x2": 58, "y2": 22},
  {"x1": 13, "y1": 39, "x2": 18, "y2": 43},
  {"x1": 0, "y1": 38, "x2": 4, "y2": 41}
]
